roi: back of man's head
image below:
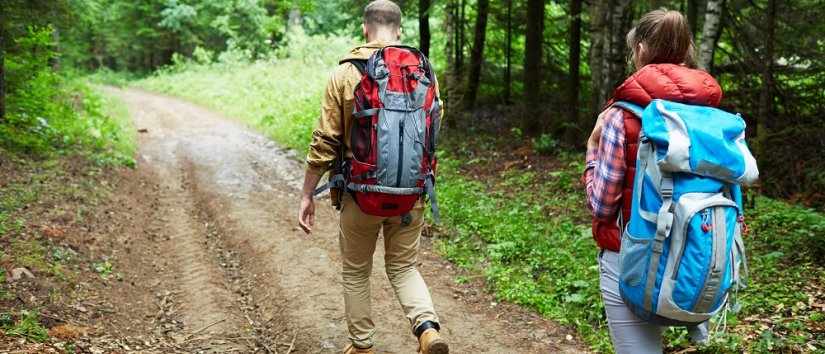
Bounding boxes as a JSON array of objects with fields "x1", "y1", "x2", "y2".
[{"x1": 364, "y1": 0, "x2": 402, "y2": 33}]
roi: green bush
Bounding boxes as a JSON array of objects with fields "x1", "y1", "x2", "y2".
[
  {"x1": 2, "y1": 26, "x2": 135, "y2": 164},
  {"x1": 532, "y1": 133, "x2": 559, "y2": 155},
  {"x1": 138, "y1": 32, "x2": 355, "y2": 153}
]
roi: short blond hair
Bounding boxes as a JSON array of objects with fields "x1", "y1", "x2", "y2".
[{"x1": 364, "y1": 0, "x2": 402, "y2": 31}]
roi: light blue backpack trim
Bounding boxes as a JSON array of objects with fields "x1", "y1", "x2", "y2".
[{"x1": 614, "y1": 100, "x2": 755, "y2": 326}]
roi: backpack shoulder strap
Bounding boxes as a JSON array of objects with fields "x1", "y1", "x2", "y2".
[
  {"x1": 612, "y1": 101, "x2": 645, "y2": 117},
  {"x1": 340, "y1": 58, "x2": 368, "y2": 76}
]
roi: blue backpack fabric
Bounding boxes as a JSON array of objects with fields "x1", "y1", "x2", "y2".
[{"x1": 614, "y1": 99, "x2": 758, "y2": 325}]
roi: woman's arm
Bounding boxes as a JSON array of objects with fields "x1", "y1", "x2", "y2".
[{"x1": 583, "y1": 107, "x2": 627, "y2": 220}]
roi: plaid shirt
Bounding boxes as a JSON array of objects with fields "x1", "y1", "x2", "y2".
[{"x1": 584, "y1": 107, "x2": 626, "y2": 220}]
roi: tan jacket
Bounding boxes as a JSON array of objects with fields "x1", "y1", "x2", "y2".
[{"x1": 306, "y1": 41, "x2": 443, "y2": 176}]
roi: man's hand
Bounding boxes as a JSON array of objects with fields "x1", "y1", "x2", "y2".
[
  {"x1": 298, "y1": 168, "x2": 324, "y2": 235},
  {"x1": 298, "y1": 195, "x2": 315, "y2": 234}
]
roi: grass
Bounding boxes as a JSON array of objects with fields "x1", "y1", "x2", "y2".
[
  {"x1": 2, "y1": 310, "x2": 48, "y2": 342},
  {"x1": 127, "y1": 34, "x2": 825, "y2": 353},
  {"x1": 138, "y1": 32, "x2": 355, "y2": 153}
]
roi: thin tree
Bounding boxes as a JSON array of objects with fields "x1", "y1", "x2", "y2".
[
  {"x1": 419, "y1": 0, "x2": 431, "y2": 57},
  {"x1": 757, "y1": 0, "x2": 776, "y2": 161},
  {"x1": 456, "y1": 0, "x2": 466, "y2": 74},
  {"x1": 465, "y1": 0, "x2": 490, "y2": 110},
  {"x1": 568, "y1": 0, "x2": 582, "y2": 126},
  {"x1": 687, "y1": 0, "x2": 700, "y2": 37},
  {"x1": 505, "y1": 0, "x2": 512, "y2": 104},
  {"x1": 0, "y1": 32, "x2": 5, "y2": 122},
  {"x1": 588, "y1": 0, "x2": 608, "y2": 114},
  {"x1": 445, "y1": 0, "x2": 457, "y2": 127},
  {"x1": 524, "y1": 0, "x2": 545, "y2": 135},
  {"x1": 698, "y1": 0, "x2": 724, "y2": 72},
  {"x1": 603, "y1": 0, "x2": 633, "y2": 99},
  {"x1": 590, "y1": 0, "x2": 631, "y2": 113}
]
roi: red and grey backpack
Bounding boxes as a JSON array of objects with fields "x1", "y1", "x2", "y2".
[{"x1": 315, "y1": 45, "x2": 441, "y2": 223}]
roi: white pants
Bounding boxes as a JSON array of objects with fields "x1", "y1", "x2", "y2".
[{"x1": 598, "y1": 249, "x2": 708, "y2": 354}]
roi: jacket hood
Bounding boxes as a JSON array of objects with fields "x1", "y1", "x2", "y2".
[
  {"x1": 610, "y1": 64, "x2": 723, "y2": 108},
  {"x1": 340, "y1": 40, "x2": 399, "y2": 62}
]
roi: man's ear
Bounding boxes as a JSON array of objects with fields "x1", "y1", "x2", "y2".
[
  {"x1": 362, "y1": 23, "x2": 369, "y2": 41},
  {"x1": 397, "y1": 26, "x2": 402, "y2": 40}
]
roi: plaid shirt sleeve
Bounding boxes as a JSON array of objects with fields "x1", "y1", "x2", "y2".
[{"x1": 583, "y1": 107, "x2": 626, "y2": 220}]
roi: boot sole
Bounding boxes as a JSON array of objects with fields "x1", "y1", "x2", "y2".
[{"x1": 427, "y1": 339, "x2": 449, "y2": 354}]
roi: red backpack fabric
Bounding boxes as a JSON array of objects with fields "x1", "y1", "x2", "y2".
[
  {"x1": 318, "y1": 46, "x2": 441, "y2": 221},
  {"x1": 592, "y1": 64, "x2": 723, "y2": 251}
]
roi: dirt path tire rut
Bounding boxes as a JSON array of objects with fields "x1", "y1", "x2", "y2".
[{"x1": 108, "y1": 87, "x2": 586, "y2": 354}]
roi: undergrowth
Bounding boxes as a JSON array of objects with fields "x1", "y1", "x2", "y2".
[{"x1": 2, "y1": 27, "x2": 135, "y2": 165}]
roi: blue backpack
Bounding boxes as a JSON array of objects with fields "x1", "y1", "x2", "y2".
[{"x1": 614, "y1": 99, "x2": 758, "y2": 325}]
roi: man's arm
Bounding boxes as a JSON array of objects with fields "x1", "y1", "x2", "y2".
[
  {"x1": 298, "y1": 168, "x2": 324, "y2": 234},
  {"x1": 299, "y1": 67, "x2": 346, "y2": 234}
]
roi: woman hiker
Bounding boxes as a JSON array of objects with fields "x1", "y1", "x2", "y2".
[{"x1": 583, "y1": 9, "x2": 721, "y2": 354}]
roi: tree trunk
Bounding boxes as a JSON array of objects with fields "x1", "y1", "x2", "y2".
[
  {"x1": 591, "y1": 0, "x2": 632, "y2": 113},
  {"x1": 464, "y1": 0, "x2": 489, "y2": 110},
  {"x1": 756, "y1": 0, "x2": 776, "y2": 161},
  {"x1": 51, "y1": 27, "x2": 61, "y2": 71},
  {"x1": 568, "y1": 0, "x2": 582, "y2": 127},
  {"x1": 445, "y1": 0, "x2": 457, "y2": 127},
  {"x1": 419, "y1": 0, "x2": 431, "y2": 57},
  {"x1": 523, "y1": 0, "x2": 546, "y2": 135},
  {"x1": 687, "y1": 0, "x2": 699, "y2": 37},
  {"x1": 603, "y1": 0, "x2": 633, "y2": 100},
  {"x1": 588, "y1": 0, "x2": 608, "y2": 114},
  {"x1": 698, "y1": 0, "x2": 723, "y2": 72},
  {"x1": 505, "y1": 0, "x2": 512, "y2": 104},
  {"x1": 287, "y1": 9, "x2": 302, "y2": 33},
  {"x1": 0, "y1": 32, "x2": 5, "y2": 122},
  {"x1": 456, "y1": 0, "x2": 466, "y2": 75}
]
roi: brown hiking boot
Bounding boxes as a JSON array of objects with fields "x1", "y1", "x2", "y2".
[
  {"x1": 343, "y1": 344, "x2": 375, "y2": 354},
  {"x1": 418, "y1": 328, "x2": 449, "y2": 354}
]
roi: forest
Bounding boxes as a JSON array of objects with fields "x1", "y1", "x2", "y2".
[
  {"x1": 4, "y1": 0, "x2": 824, "y2": 206},
  {"x1": 1, "y1": 0, "x2": 824, "y2": 353}
]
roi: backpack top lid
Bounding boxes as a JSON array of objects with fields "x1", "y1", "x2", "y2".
[{"x1": 615, "y1": 99, "x2": 759, "y2": 186}]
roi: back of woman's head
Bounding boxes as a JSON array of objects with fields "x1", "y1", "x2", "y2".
[{"x1": 627, "y1": 10, "x2": 697, "y2": 69}]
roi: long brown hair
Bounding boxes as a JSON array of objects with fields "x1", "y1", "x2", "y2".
[{"x1": 627, "y1": 10, "x2": 697, "y2": 69}]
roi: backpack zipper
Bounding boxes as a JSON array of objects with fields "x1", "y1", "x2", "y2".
[{"x1": 396, "y1": 118, "x2": 405, "y2": 187}]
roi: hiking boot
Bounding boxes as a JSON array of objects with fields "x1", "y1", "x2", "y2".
[
  {"x1": 418, "y1": 328, "x2": 449, "y2": 354},
  {"x1": 343, "y1": 344, "x2": 374, "y2": 354}
]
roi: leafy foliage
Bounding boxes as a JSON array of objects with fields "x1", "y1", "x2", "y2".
[{"x1": 1, "y1": 27, "x2": 135, "y2": 163}]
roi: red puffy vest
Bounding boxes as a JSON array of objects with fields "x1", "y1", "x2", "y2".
[{"x1": 592, "y1": 64, "x2": 723, "y2": 251}]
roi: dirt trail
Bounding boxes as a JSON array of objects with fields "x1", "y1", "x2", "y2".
[{"x1": 108, "y1": 87, "x2": 586, "y2": 353}]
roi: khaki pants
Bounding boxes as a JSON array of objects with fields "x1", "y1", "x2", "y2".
[{"x1": 339, "y1": 194, "x2": 439, "y2": 348}]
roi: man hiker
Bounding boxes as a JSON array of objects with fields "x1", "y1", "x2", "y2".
[{"x1": 297, "y1": 1, "x2": 448, "y2": 354}]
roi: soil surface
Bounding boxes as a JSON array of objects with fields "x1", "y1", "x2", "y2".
[{"x1": 89, "y1": 87, "x2": 587, "y2": 353}]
